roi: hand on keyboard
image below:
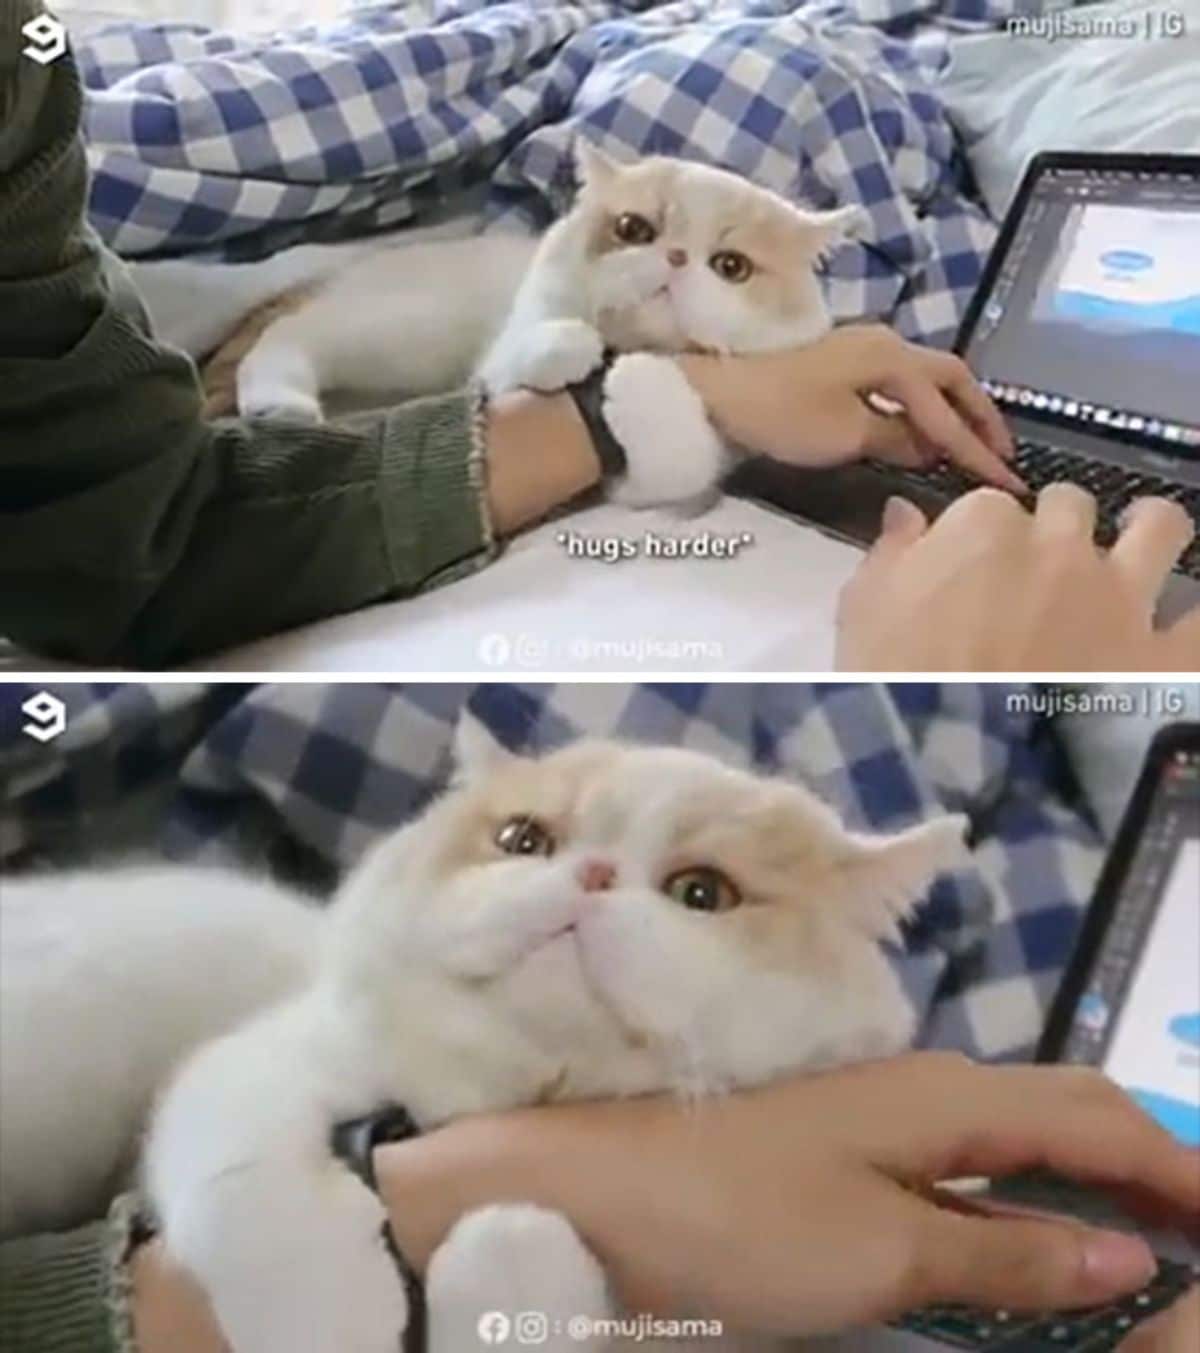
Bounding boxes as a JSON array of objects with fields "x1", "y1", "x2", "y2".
[
  {"x1": 837, "y1": 482, "x2": 1200, "y2": 672},
  {"x1": 907, "y1": 439, "x2": 1200, "y2": 579}
]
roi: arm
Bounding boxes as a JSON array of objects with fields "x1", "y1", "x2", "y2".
[
  {"x1": 128, "y1": 1056, "x2": 1200, "y2": 1351},
  {"x1": 0, "y1": 3, "x2": 600, "y2": 667}
]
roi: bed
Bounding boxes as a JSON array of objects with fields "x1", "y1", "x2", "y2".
[{"x1": 41, "y1": 0, "x2": 1194, "y2": 674}]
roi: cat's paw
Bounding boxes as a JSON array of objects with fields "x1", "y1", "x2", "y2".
[
  {"x1": 178, "y1": 1168, "x2": 408, "y2": 1353},
  {"x1": 513, "y1": 319, "x2": 605, "y2": 393},
  {"x1": 602, "y1": 353, "x2": 729, "y2": 510},
  {"x1": 427, "y1": 1204, "x2": 613, "y2": 1353},
  {"x1": 238, "y1": 390, "x2": 325, "y2": 425}
]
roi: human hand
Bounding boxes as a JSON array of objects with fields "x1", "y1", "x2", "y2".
[
  {"x1": 836, "y1": 484, "x2": 1200, "y2": 672},
  {"x1": 678, "y1": 324, "x2": 1023, "y2": 491},
  {"x1": 1120, "y1": 1284, "x2": 1200, "y2": 1353},
  {"x1": 377, "y1": 1053, "x2": 1200, "y2": 1339}
]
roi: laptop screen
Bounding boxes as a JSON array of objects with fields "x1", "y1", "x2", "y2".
[
  {"x1": 962, "y1": 162, "x2": 1200, "y2": 459},
  {"x1": 1058, "y1": 740, "x2": 1200, "y2": 1146}
]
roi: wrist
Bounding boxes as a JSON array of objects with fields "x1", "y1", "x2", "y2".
[{"x1": 483, "y1": 389, "x2": 602, "y2": 536}]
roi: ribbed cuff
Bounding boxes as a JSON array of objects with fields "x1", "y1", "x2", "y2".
[
  {"x1": 0, "y1": 1194, "x2": 141, "y2": 1353},
  {"x1": 376, "y1": 383, "x2": 497, "y2": 588}
]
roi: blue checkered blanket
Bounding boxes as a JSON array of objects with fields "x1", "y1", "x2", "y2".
[
  {"x1": 0, "y1": 682, "x2": 1104, "y2": 1061},
  {"x1": 77, "y1": 0, "x2": 1039, "y2": 345}
]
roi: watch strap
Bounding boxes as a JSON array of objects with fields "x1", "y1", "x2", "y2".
[{"x1": 566, "y1": 351, "x2": 627, "y2": 479}]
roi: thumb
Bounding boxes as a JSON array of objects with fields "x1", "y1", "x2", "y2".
[
  {"x1": 866, "y1": 496, "x2": 928, "y2": 566},
  {"x1": 911, "y1": 1210, "x2": 1158, "y2": 1313}
]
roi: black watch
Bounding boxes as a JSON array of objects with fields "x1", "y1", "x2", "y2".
[
  {"x1": 331, "y1": 1106, "x2": 426, "y2": 1353},
  {"x1": 566, "y1": 352, "x2": 627, "y2": 479}
]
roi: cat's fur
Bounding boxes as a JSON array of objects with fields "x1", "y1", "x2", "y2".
[
  {"x1": 221, "y1": 146, "x2": 857, "y2": 507},
  {"x1": 0, "y1": 721, "x2": 965, "y2": 1352}
]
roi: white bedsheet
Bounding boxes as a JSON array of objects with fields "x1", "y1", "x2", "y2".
[{"x1": 196, "y1": 497, "x2": 860, "y2": 673}]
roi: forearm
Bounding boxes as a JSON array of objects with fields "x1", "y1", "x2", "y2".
[{"x1": 0, "y1": 10, "x2": 601, "y2": 667}]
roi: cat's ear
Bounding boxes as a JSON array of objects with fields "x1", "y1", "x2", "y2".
[
  {"x1": 452, "y1": 710, "x2": 515, "y2": 783},
  {"x1": 575, "y1": 139, "x2": 622, "y2": 190},
  {"x1": 791, "y1": 204, "x2": 862, "y2": 263},
  {"x1": 832, "y1": 815, "x2": 969, "y2": 942}
]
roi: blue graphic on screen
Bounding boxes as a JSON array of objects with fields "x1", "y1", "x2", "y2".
[
  {"x1": 1128, "y1": 1012, "x2": 1200, "y2": 1148},
  {"x1": 1050, "y1": 206, "x2": 1200, "y2": 339},
  {"x1": 1131, "y1": 1012, "x2": 1195, "y2": 1147},
  {"x1": 1101, "y1": 839, "x2": 1200, "y2": 1149}
]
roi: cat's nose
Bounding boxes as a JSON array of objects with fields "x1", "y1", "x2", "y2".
[
  {"x1": 577, "y1": 859, "x2": 617, "y2": 892},
  {"x1": 666, "y1": 247, "x2": 688, "y2": 268}
]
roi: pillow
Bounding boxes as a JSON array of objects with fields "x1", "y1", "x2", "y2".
[
  {"x1": 937, "y1": 0, "x2": 1200, "y2": 221},
  {"x1": 1056, "y1": 684, "x2": 1200, "y2": 840}
]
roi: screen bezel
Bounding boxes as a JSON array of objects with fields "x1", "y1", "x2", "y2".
[{"x1": 1037, "y1": 720, "x2": 1200, "y2": 1066}]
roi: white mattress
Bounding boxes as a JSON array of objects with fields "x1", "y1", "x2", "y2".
[{"x1": 196, "y1": 498, "x2": 861, "y2": 673}]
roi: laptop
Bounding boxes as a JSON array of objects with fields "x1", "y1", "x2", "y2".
[
  {"x1": 731, "y1": 152, "x2": 1200, "y2": 617},
  {"x1": 845, "y1": 721, "x2": 1200, "y2": 1352}
]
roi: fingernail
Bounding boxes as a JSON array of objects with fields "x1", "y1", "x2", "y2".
[
  {"x1": 1082, "y1": 1233, "x2": 1157, "y2": 1293},
  {"x1": 883, "y1": 496, "x2": 914, "y2": 532}
]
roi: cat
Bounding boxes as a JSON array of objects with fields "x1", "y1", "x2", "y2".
[
  {"x1": 211, "y1": 144, "x2": 858, "y2": 508},
  {"x1": 0, "y1": 717, "x2": 966, "y2": 1353}
]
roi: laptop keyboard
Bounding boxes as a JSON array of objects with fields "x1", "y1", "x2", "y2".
[
  {"x1": 891, "y1": 1254, "x2": 1198, "y2": 1351},
  {"x1": 901, "y1": 440, "x2": 1200, "y2": 579}
]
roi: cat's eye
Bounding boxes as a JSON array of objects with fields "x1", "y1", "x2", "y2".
[
  {"x1": 710, "y1": 250, "x2": 754, "y2": 284},
  {"x1": 662, "y1": 866, "x2": 741, "y2": 913},
  {"x1": 495, "y1": 816, "x2": 556, "y2": 858},
  {"x1": 613, "y1": 212, "x2": 657, "y2": 246}
]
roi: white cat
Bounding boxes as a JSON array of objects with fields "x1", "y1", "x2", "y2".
[
  {"x1": 0, "y1": 720, "x2": 966, "y2": 1353},
  {"x1": 232, "y1": 145, "x2": 858, "y2": 507}
]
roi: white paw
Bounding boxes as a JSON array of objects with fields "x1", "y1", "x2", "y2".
[
  {"x1": 514, "y1": 319, "x2": 605, "y2": 393},
  {"x1": 602, "y1": 353, "x2": 728, "y2": 510},
  {"x1": 238, "y1": 389, "x2": 324, "y2": 425},
  {"x1": 427, "y1": 1204, "x2": 613, "y2": 1353},
  {"x1": 177, "y1": 1167, "x2": 408, "y2": 1353}
]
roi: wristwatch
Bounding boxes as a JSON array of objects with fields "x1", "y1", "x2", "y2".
[
  {"x1": 566, "y1": 353, "x2": 627, "y2": 479},
  {"x1": 331, "y1": 1105, "x2": 426, "y2": 1353}
]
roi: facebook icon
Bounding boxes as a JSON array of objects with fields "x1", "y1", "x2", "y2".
[{"x1": 477, "y1": 1311, "x2": 511, "y2": 1345}]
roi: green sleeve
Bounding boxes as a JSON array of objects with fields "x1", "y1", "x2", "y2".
[
  {"x1": 0, "y1": 0, "x2": 496, "y2": 668},
  {"x1": 0, "y1": 1198, "x2": 140, "y2": 1353}
]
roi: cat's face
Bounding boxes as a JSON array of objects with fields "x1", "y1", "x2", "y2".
[
  {"x1": 568, "y1": 145, "x2": 858, "y2": 356},
  {"x1": 337, "y1": 720, "x2": 966, "y2": 1106}
]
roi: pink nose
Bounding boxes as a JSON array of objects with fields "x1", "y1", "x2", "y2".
[
  {"x1": 578, "y1": 859, "x2": 616, "y2": 892},
  {"x1": 667, "y1": 247, "x2": 688, "y2": 268}
]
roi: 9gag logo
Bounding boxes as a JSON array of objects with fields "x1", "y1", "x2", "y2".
[
  {"x1": 22, "y1": 14, "x2": 68, "y2": 65},
  {"x1": 20, "y1": 691, "x2": 67, "y2": 743}
]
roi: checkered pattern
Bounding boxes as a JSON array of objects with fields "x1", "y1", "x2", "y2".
[
  {"x1": 0, "y1": 682, "x2": 1104, "y2": 1061},
  {"x1": 76, "y1": 0, "x2": 1044, "y2": 344}
]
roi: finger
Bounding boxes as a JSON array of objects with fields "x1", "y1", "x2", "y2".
[
  {"x1": 865, "y1": 1061, "x2": 1200, "y2": 1229},
  {"x1": 1110, "y1": 498, "x2": 1195, "y2": 606},
  {"x1": 923, "y1": 351, "x2": 1016, "y2": 462},
  {"x1": 861, "y1": 411, "x2": 934, "y2": 469},
  {"x1": 909, "y1": 1205, "x2": 1158, "y2": 1314},
  {"x1": 869, "y1": 495, "x2": 929, "y2": 561},
  {"x1": 837, "y1": 497, "x2": 928, "y2": 633},
  {"x1": 1120, "y1": 1285, "x2": 1200, "y2": 1353},
  {"x1": 882, "y1": 373, "x2": 1026, "y2": 493},
  {"x1": 1035, "y1": 481, "x2": 1098, "y2": 541}
]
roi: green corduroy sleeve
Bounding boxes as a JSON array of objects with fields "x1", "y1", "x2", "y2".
[
  {"x1": 0, "y1": 0, "x2": 495, "y2": 668},
  {"x1": 0, "y1": 1198, "x2": 141, "y2": 1353}
]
